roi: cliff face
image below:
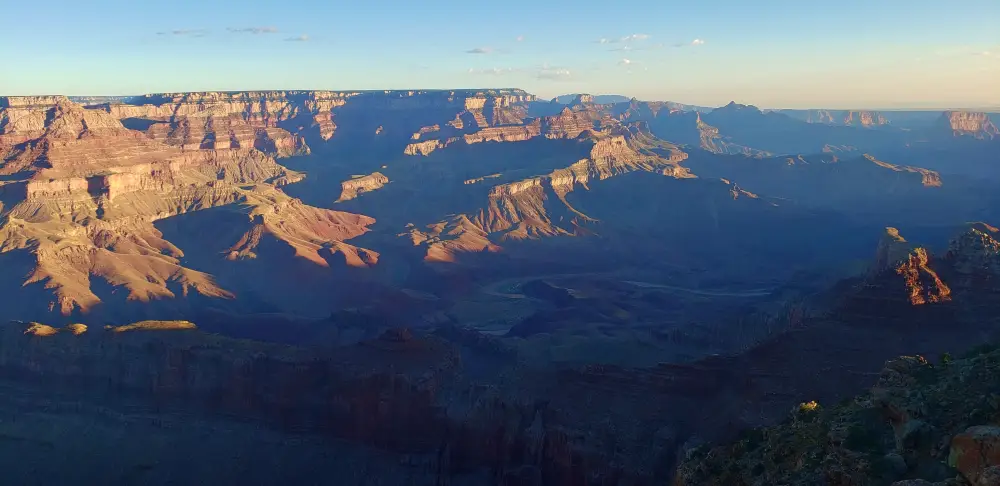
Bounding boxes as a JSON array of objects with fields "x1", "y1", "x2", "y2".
[
  {"x1": 403, "y1": 102, "x2": 611, "y2": 156},
  {"x1": 939, "y1": 111, "x2": 1000, "y2": 139},
  {"x1": 337, "y1": 172, "x2": 389, "y2": 202},
  {"x1": 103, "y1": 90, "x2": 535, "y2": 154},
  {"x1": 948, "y1": 223, "x2": 1000, "y2": 275},
  {"x1": 863, "y1": 154, "x2": 942, "y2": 187},
  {"x1": 405, "y1": 124, "x2": 689, "y2": 262},
  {"x1": 795, "y1": 109, "x2": 890, "y2": 127},
  {"x1": 0, "y1": 321, "x2": 666, "y2": 485},
  {"x1": 844, "y1": 110, "x2": 889, "y2": 127},
  {"x1": 675, "y1": 344, "x2": 1000, "y2": 486},
  {"x1": 0, "y1": 97, "x2": 375, "y2": 318},
  {"x1": 895, "y1": 247, "x2": 952, "y2": 305}
]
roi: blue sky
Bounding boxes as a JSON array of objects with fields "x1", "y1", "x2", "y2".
[{"x1": 2, "y1": 0, "x2": 998, "y2": 109}]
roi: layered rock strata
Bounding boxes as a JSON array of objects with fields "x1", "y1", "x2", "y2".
[{"x1": 0, "y1": 96, "x2": 375, "y2": 317}]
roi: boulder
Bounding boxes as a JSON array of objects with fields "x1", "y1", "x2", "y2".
[{"x1": 949, "y1": 426, "x2": 1000, "y2": 484}]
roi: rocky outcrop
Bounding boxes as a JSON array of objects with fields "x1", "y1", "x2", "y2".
[
  {"x1": 103, "y1": 91, "x2": 353, "y2": 122},
  {"x1": 896, "y1": 247, "x2": 952, "y2": 305},
  {"x1": 463, "y1": 120, "x2": 541, "y2": 144},
  {"x1": 337, "y1": 172, "x2": 389, "y2": 202},
  {"x1": 844, "y1": 110, "x2": 889, "y2": 127},
  {"x1": 793, "y1": 109, "x2": 890, "y2": 127},
  {"x1": 406, "y1": 124, "x2": 689, "y2": 261},
  {"x1": 874, "y1": 227, "x2": 915, "y2": 274},
  {"x1": 867, "y1": 227, "x2": 952, "y2": 305},
  {"x1": 542, "y1": 106, "x2": 608, "y2": 139},
  {"x1": 947, "y1": 223, "x2": 1000, "y2": 275},
  {"x1": 863, "y1": 154, "x2": 942, "y2": 187},
  {"x1": 145, "y1": 115, "x2": 309, "y2": 157},
  {"x1": 949, "y1": 426, "x2": 1000, "y2": 485},
  {"x1": 410, "y1": 125, "x2": 439, "y2": 140},
  {"x1": 403, "y1": 139, "x2": 446, "y2": 156},
  {"x1": 938, "y1": 111, "x2": 1000, "y2": 139},
  {"x1": 675, "y1": 341, "x2": 1000, "y2": 486},
  {"x1": 694, "y1": 114, "x2": 771, "y2": 157},
  {"x1": 0, "y1": 97, "x2": 376, "y2": 317}
]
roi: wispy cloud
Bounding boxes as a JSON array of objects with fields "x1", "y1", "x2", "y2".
[
  {"x1": 156, "y1": 29, "x2": 209, "y2": 37},
  {"x1": 466, "y1": 47, "x2": 494, "y2": 54},
  {"x1": 467, "y1": 67, "x2": 519, "y2": 75},
  {"x1": 516, "y1": 35, "x2": 525, "y2": 42},
  {"x1": 673, "y1": 38, "x2": 706, "y2": 48},
  {"x1": 466, "y1": 63, "x2": 572, "y2": 80},
  {"x1": 598, "y1": 33, "x2": 651, "y2": 44},
  {"x1": 227, "y1": 26, "x2": 279, "y2": 34},
  {"x1": 285, "y1": 34, "x2": 309, "y2": 42},
  {"x1": 618, "y1": 58, "x2": 633, "y2": 66},
  {"x1": 537, "y1": 67, "x2": 572, "y2": 81}
]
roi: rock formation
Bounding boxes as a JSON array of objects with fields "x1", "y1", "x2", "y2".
[
  {"x1": 0, "y1": 96, "x2": 375, "y2": 318},
  {"x1": 938, "y1": 111, "x2": 1000, "y2": 139},
  {"x1": 405, "y1": 123, "x2": 689, "y2": 262},
  {"x1": 863, "y1": 154, "x2": 942, "y2": 187},
  {"x1": 337, "y1": 172, "x2": 389, "y2": 202},
  {"x1": 895, "y1": 247, "x2": 952, "y2": 305},
  {"x1": 0, "y1": 320, "x2": 655, "y2": 484},
  {"x1": 674, "y1": 344, "x2": 1000, "y2": 485},
  {"x1": 948, "y1": 223, "x2": 1000, "y2": 275},
  {"x1": 792, "y1": 109, "x2": 890, "y2": 127}
]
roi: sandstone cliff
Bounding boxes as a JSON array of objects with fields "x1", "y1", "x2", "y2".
[
  {"x1": 794, "y1": 109, "x2": 890, "y2": 127},
  {"x1": 0, "y1": 97, "x2": 376, "y2": 318},
  {"x1": 337, "y1": 172, "x2": 389, "y2": 202},
  {"x1": 938, "y1": 111, "x2": 1000, "y2": 139},
  {"x1": 405, "y1": 123, "x2": 690, "y2": 262},
  {"x1": 863, "y1": 154, "x2": 943, "y2": 187}
]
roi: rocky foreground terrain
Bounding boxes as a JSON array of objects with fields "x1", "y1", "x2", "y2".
[
  {"x1": 675, "y1": 345, "x2": 1000, "y2": 486},
  {"x1": 1, "y1": 89, "x2": 999, "y2": 483}
]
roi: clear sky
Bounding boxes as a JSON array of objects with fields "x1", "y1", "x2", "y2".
[{"x1": 2, "y1": 0, "x2": 998, "y2": 109}]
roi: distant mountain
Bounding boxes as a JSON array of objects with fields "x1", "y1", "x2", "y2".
[
  {"x1": 553, "y1": 93, "x2": 631, "y2": 104},
  {"x1": 775, "y1": 109, "x2": 890, "y2": 128},
  {"x1": 935, "y1": 111, "x2": 1000, "y2": 139}
]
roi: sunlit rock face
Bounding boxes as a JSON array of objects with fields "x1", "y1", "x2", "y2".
[
  {"x1": 0, "y1": 96, "x2": 375, "y2": 319},
  {"x1": 939, "y1": 111, "x2": 1000, "y2": 139}
]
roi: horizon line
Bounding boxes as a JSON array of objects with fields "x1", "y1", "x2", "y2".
[{"x1": 1, "y1": 89, "x2": 997, "y2": 113}]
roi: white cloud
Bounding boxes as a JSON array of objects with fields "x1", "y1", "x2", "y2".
[
  {"x1": 467, "y1": 63, "x2": 572, "y2": 80},
  {"x1": 619, "y1": 58, "x2": 633, "y2": 66},
  {"x1": 227, "y1": 26, "x2": 279, "y2": 34},
  {"x1": 468, "y1": 67, "x2": 518, "y2": 75},
  {"x1": 516, "y1": 35, "x2": 525, "y2": 42},
  {"x1": 156, "y1": 29, "x2": 208, "y2": 37},
  {"x1": 537, "y1": 66, "x2": 572, "y2": 80},
  {"x1": 673, "y1": 38, "x2": 707, "y2": 48},
  {"x1": 285, "y1": 34, "x2": 309, "y2": 42},
  {"x1": 597, "y1": 33, "x2": 651, "y2": 44},
  {"x1": 622, "y1": 33, "x2": 650, "y2": 42},
  {"x1": 466, "y1": 47, "x2": 493, "y2": 54}
]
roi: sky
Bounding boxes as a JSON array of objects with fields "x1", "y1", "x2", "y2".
[{"x1": 2, "y1": 0, "x2": 998, "y2": 109}]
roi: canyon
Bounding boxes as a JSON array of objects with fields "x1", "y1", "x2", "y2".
[{"x1": 2, "y1": 88, "x2": 1000, "y2": 484}]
